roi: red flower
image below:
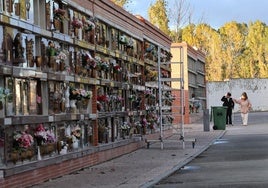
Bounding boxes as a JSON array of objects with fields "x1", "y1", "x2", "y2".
[
  {"x1": 97, "y1": 95, "x2": 108, "y2": 102},
  {"x1": 72, "y1": 18, "x2": 83, "y2": 29}
]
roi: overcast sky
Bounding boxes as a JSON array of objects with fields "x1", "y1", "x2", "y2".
[{"x1": 127, "y1": 0, "x2": 268, "y2": 29}]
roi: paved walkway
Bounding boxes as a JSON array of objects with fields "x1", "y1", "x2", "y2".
[{"x1": 33, "y1": 122, "x2": 225, "y2": 188}]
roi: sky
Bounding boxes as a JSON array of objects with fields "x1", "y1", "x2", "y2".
[{"x1": 127, "y1": 0, "x2": 268, "y2": 29}]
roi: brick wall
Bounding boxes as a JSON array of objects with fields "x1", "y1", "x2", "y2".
[
  {"x1": 172, "y1": 90, "x2": 190, "y2": 124},
  {"x1": 0, "y1": 130, "x2": 173, "y2": 188}
]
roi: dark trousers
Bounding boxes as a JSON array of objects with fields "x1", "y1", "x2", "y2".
[{"x1": 226, "y1": 108, "x2": 233, "y2": 124}]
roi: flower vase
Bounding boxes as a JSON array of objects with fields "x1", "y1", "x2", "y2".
[
  {"x1": 76, "y1": 100, "x2": 83, "y2": 112},
  {"x1": 61, "y1": 101, "x2": 65, "y2": 112},
  {"x1": 54, "y1": 19, "x2": 61, "y2": 31},
  {"x1": 29, "y1": 58, "x2": 34, "y2": 67},
  {"x1": 47, "y1": 143, "x2": 55, "y2": 154},
  {"x1": 70, "y1": 100, "x2": 77, "y2": 113},
  {"x1": 78, "y1": 28, "x2": 82, "y2": 40},
  {"x1": 35, "y1": 56, "x2": 42, "y2": 67},
  {"x1": 60, "y1": 61, "x2": 65, "y2": 71},
  {"x1": 26, "y1": 149, "x2": 34, "y2": 160},
  {"x1": 75, "y1": 65, "x2": 80, "y2": 74},
  {"x1": 10, "y1": 151, "x2": 19, "y2": 164},
  {"x1": 73, "y1": 140, "x2": 79, "y2": 149},
  {"x1": 20, "y1": 151, "x2": 27, "y2": 162},
  {"x1": 74, "y1": 28, "x2": 78, "y2": 37},
  {"x1": 37, "y1": 146, "x2": 42, "y2": 160},
  {"x1": 70, "y1": 100, "x2": 76, "y2": 108},
  {"x1": 83, "y1": 99, "x2": 89, "y2": 107}
]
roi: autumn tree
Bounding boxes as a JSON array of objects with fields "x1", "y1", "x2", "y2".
[
  {"x1": 169, "y1": 0, "x2": 193, "y2": 42},
  {"x1": 218, "y1": 22, "x2": 248, "y2": 80},
  {"x1": 180, "y1": 20, "x2": 268, "y2": 81},
  {"x1": 110, "y1": 0, "x2": 132, "y2": 8},
  {"x1": 148, "y1": 0, "x2": 170, "y2": 35},
  {"x1": 182, "y1": 24, "x2": 223, "y2": 81},
  {"x1": 181, "y1": 23, "x2": 196, "y2": 46},
  {"x1": 245, "y1": 21, "x2": 268, "y2": 78}
]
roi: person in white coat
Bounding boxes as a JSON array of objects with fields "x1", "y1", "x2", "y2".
[{"x1": 233, "y1": 92, "x2": 252, "y2": 126}]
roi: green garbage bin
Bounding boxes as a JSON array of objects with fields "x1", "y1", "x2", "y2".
[{"x1": 211, "y1": 106, "x2": 227, "y2": 130}]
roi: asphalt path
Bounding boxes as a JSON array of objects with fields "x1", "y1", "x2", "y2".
[{"x1": 154, "y1": 111, "x2": 268, "y2": 188}]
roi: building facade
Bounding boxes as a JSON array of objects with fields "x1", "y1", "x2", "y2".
[
  {"x1": 0, "y1": 0, "x2": 173, "y2": 187},
  {"x1": 171, "y1": 42, "x2": 206, "y2": 124}
]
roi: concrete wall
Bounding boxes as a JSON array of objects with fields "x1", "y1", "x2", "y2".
[{"x1": 207, "y1": 78, "x2": 268, "y2": 112}]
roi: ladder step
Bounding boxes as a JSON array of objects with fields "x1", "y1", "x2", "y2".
[{"x1": 160, "y1": 78, "x2": 182, "y2": 82}]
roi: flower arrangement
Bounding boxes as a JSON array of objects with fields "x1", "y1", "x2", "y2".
[
  {"x1": 148, "y1": 70, "x2": 158, "y2": 78},
  {"x1": 82, "y1": 52, "x2": 96, "y2": 69},
  {"x1": 72, "y1": 18, "x2": 83, "y2": 29},
  {"x1": 0, "y1": 87, "x2": 13, "y2": 103},
  {"x1": 81, "y1": 90, "x2": 92, "y2": 99},
  {"x1": 69, "y1": 87, "x2": 82, "y2": 100},
  {"x1": 97, "y1": 95, "x2": 108, "y2": 102},
  {"x1": 13, "y1": 131, "x2": 34, "y2": 150},
  {"x1": 95, "y1": 58, "x2": 110, "y2": 71},
  {"x1": 146, "y1": 44, "x2": 155, "y2": 52},
  {"x1": 82, "y1": 18, "x2": 95, "y2": 32},
  {"x1": 57, "y1": 51, "x2": 67, "y2": 62},
  {"x1": 121, "y1": 122, "x2": 130, "y2": 130},
  {"x1": 147, "y1": 112, "x2": 158, "y2": 122},
  {"x1": 114, "y1": 64, "x2": 122, "y2": 73},
  {"x1": 36, "y1": 95, "x2": 42, "y2": 104},
  {"x1": 34, "y1": 124, "x2": 47, "y2": 145},
  {"x1": 164, "y1": 92, "x2": 175, "y2": 102},
  {"x1": 127, "y1": 37, "x2": 134, "y2": 48},
  {"x1": 114, "y1": 95, "x2": 123, "y2": 103},
  {"x1": 128, "y1": 94, "x2": 136, "y2": 101},
  {"x1": 94, "y1": 56, "x2": 102, "y2": 64},
  {"x1": 119, "y1": 35, "x2": 128, "y2": 44},
  {"x1": 46, "y1": 130, "x2": 56, "y2": 143},
  {"x1": 141, "y1": 118, "x2": 148, "y2": 127},
  {"x1": 71, "y1": 126, "x2": 81, "y2": 139},
  {"x1": 135, "y1": 121, "x2": 142, "y2": 127},
  {"x1": 95, "y1": 56, "x2": 103, "y2": 70},
  {"x1": 69, "y1": 87, "x2": 92, "y2": 100},
  {"x1": 100, "y1": 60, "x2": 110, "y2": 72},
  {"x1": 54, "y1": 8, "x2": 66, "y2": 21},
  {"x1": 144, "y1": 89, "x2": 152, "y2": 98},
  {"x1": 161, "y1": 70, "x2": 169, "y2": 78},
  {"x1": 110, "y1": 58, "x2": 121, "y2": 73}
]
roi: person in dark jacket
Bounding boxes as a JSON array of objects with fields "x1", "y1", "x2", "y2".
[{"x1": 221, "y1": 92, "x2": 235, "y2": 125}]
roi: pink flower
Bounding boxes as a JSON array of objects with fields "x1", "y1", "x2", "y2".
[
  {"x1": 34, "y1": 124, "x2": 47, "y2": 145},
  {"x1": 72, "y1": 18, "x2": 83, "y2": 29},
  {"x1": 14, "y1": 131, "x2": 34, "y2": 149}
]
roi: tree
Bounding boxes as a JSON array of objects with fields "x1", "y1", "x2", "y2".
[
  {"x1": 148, "y1": 0, "x2": 170, "y2": 35},
  {"x1": 218, "y1": 21, "x2": 248, "y2": 80},
  {"x1": 180, "y1": 20, "x2": 268, "y2": 81},
  {"x1": 181, "y1": 23, "x2": 196, "y2": 46},
  {"x1": 169, "y1": 0, "x2": 193, "y2": 42},
  {"x1": 182, "y1": 23, "x2": 223, "y2": 81},
  {"x1": 110, "y1": 0, "x2": 132, "y2": 9},
  {"x1": 246, "y1": 21, "x2": 268, "y2": 78}
]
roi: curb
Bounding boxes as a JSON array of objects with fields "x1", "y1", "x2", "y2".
[{"x1": 140, "y1": 130, "x2": 226, "y2": 188}]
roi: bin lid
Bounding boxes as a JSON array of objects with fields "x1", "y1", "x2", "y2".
[{"x1": 211, "y1": 106, "x2": 227, "y2": 108}]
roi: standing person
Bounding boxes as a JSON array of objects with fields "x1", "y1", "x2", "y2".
[
  {"x1": 233, "y1": 92, "x2": 252, "y2": 126},
  {"x1": 221, "y1": 92, "x2": 235, "y2": 125}
]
